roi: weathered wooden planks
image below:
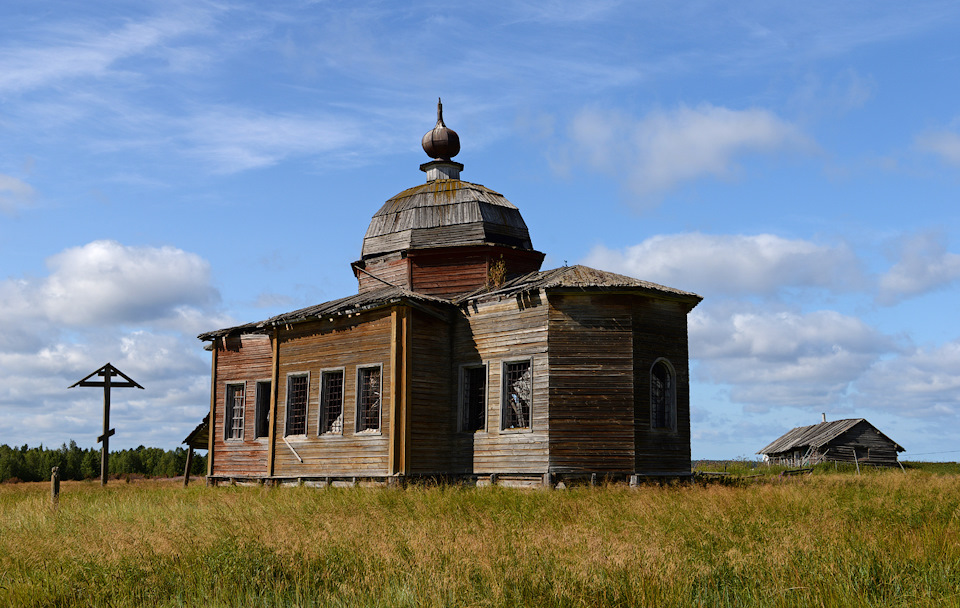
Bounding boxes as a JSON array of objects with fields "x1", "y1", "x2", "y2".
[
  {"x1": 211, "y1": 334, "x2": 273, "y2": 478},
  {"x1": 272, "y1": 310, "x2": 394, "y2": 477},
  {"x1": 548, "y1": 293, "x2": 635, "y2": 473}
]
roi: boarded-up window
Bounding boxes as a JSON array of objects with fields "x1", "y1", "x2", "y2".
[
  {"x1": 225, "y1": 383, "x2": 245, "y2": 440},
  {"x1": 501, "y1": 360, "x2": 531, "y2": 430},
  {"x1": 461, "y1": 365, "x2": 486, "y2": 432},
  {"x1": 254, "y1": 380, "x2": 271, "y2": 439},
  {"x1": 285, "y1": 374, "x2": 308, "y2": 436},
  {"x1": 651, "y1": 359, "x2": 675, "y2": 430},
  {"x1": 357, "y1": 366, "x2": 381, "y2": 433},
  {"x1": 320, "y1": 370, "x2": 344, "y2": 435}
]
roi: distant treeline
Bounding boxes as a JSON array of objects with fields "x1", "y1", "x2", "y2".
[{"x1": 0, "y1": 441, "x2": 206, "y2": 483}]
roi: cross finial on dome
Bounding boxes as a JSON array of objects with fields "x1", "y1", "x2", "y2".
[{"x1": 422, "y1": 98, "x2": 460, "y2": 161}]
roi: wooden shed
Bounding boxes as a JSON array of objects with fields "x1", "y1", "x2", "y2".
[
  {"x1": 758, "y1": 418, "x2": 905, "y2": 468},
  {"x1": 194, "y1": 103, "x2": 702, "y2": 487}
]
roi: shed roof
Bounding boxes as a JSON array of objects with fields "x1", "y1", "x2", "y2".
[
  {"x1": 757, "y1": 418, "x2": 905, "y2": 455},
  {"x1": 361, "y1": 179, "x2": 535, "y2": 258},
  {"x1": 198, "y1": 286, "x2": 450, "y2": 340},
  {"x1": 183, "y1": 414, "x2": 209, "y2": 450}
]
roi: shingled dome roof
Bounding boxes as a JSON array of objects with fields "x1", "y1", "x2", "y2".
[{"x1": 360, "y1": 179, "x2": 535, "y2": 259}]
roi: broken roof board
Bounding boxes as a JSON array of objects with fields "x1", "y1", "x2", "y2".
[{"x1": 198, "y1": 265, "x2": 702, "y2": 341}]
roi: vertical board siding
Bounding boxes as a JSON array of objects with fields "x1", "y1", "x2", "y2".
[
  {"x1": 272, "y1": 310, "x2": 393, "y2": 477},
  {"x1": 408, "y1": 308, "x2": 455, "y2": 474},
  {"x1": 547, "y1": 294, "x2": 635, "y2": 473},
  {"x1": 212, "y1": 334, "x2": 273, "y2": 477},
  {"x1": 452, "y1": 291, "x2": 550, "y2": 474},
  {"x1": 632, "y1": 298, "x2": 692, "y2": 475}
]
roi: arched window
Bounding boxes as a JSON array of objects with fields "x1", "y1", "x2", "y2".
[{"x1": 650, "y1": 359, "x2": 675, "y2": 430}]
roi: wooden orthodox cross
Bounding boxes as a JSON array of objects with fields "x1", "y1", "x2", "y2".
[{"x1": 69, "y1": 363, "x2": 143, "y2": 485}]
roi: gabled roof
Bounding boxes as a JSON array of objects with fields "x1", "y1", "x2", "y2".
[
  {"x1": 198, "y1": 286, "x2": 451, "y2": 340},
  {"x1": 758, "y1": 418, "x2": 905, "y2": 455},
  {"x1": 456, "y1": 265, "x2": 702, "y2": 308}
]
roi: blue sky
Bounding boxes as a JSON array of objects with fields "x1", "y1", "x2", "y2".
[{"x1": 2, "y1": 1, "x2": 959, "y2": 460}]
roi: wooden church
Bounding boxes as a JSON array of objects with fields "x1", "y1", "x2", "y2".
[{"x1": 195, "y1": 102, "x2": 702, "y2": 486}]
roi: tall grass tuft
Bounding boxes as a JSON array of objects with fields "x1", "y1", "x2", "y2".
[{"x1": 1, "y1": 469, "x2": 958, "y2": 607}]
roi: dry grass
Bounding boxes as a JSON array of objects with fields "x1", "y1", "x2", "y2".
[{"x1": 1, "y1": 469, "x2": 958, "y2": 607}]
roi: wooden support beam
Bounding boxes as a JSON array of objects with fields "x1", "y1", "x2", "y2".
[
  {"x1": 388, "y1": 305, "x2": 413, "y2": 476},
  {"x1": 183, "y1": 446, "x2": 194, "y2": 487},
  {"x1": 402, "y1": 306, "x2": 412, "y2": 474},
  {"x1": 267, "y1": 328, "x2": 280, "y2": 477},
  {"x1": 207, "y1": 343, "x2": 218, "y2": 479},
  {"x1": 389, "y1": 307, "x2": 402, "y2": 475}
]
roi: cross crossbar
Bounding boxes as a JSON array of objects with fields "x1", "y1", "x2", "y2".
[
  {"x1": 68, "y1": 362, "x2": 143, "y2": 485},
  {"x1": 69, "y1": 363, "x2": 144, "y2": 390}
]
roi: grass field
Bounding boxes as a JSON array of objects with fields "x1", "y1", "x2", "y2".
[{"x1": 1, "y1": 466, "x2": 958, "y2": 607}]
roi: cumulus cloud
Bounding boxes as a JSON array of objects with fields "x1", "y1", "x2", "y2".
[
  {"x1": 0, "y1": 174, "x2": 35, "y2": 215},
  {"x1": 854, "y1": 341, "x2": 960, "y2": 420},
  {"x1": 0, "y1": 241, "x2": 226, "y2": 450},
  {"x1": 585, "y1": 232, "x2": 865, "y2": 297},
  {"x1": 690, "y1": 305, "x2": 897, "y2": 410},
  {"x1": 915, "y1": 129, "x2": 960, "y2": 167},
  {"x1": 565, "y1": 104, "x2": 811, "y2": 199},
  {"x1": 0, "y1": 240, "x2": 219, "y2": 327},
  {"x1": 877, "y1": 231, "x2": 960, "y2": 305}
]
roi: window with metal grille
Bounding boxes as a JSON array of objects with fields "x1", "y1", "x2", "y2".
[
  {"x1": 501, "y1": 360, "x2": 531, "y2": 430},
  {"x1": 650, "y1": 360, "x2": 675, "y2": 430},
  {"x1": 356, "y1": 366, "x2": 381, "y2": 433},
  {"x1": 254, "y1": 381, "x2": 271, "y2": 439},
  {"x1": 461, "y1": 365, "x2": 486, "y2": 432},
  {"x1": 224, "y1": 383, "x2": 244, "y2": 440},
  {"x1": 285, "y1": 374, "x2": 308, "y2": 436},
  {"x1": 320, "y1": 370, "x2": 344, "y2": 435}
]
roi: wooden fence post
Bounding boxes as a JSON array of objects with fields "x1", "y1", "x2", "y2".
[
  {"x1": 50, "y1": 466, "x2": 60, "y2": 510},
  {"x1": 183, "y1": 446, "x2": 194, "y2": 487}
]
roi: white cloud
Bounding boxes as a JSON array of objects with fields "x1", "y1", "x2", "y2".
[
  {"x1": 585, "y1": 233, "x2": 865, "y2": 297},
  {"x1": 0, "y1": 241, "x2": 225, "y2": 450},
  {"x1": 915, "y1": 129, "x2": 960, "y2": 167},
  {"x1": 877, "y1": 231, "x2": 960, "y2": 305},
  {"x1": 34, "y1": 240, "x2": 218, "y2": 326},
  {"x1": 565, "y1": 104, "x2": 811, "y2": 199},
  {"x1": 690, "y1": 305, "x2": 896, "y2": 410},
  {"x1": 854, "y1": 341, "x2": 960, "y2": 420},
  {"x1": 0, "y1": 9, "x2": 214, "y2": 94},
  {"x1": 0, "y1": 174, "x2": 35, "y2": 215}
]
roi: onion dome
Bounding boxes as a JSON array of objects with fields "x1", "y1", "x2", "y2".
[
  {"x1": 353, "y1": 101, "x2": 544, "y2": 298},
  {"x1": 421, "y1": 98, "x2": 460, "y2": 160}
]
